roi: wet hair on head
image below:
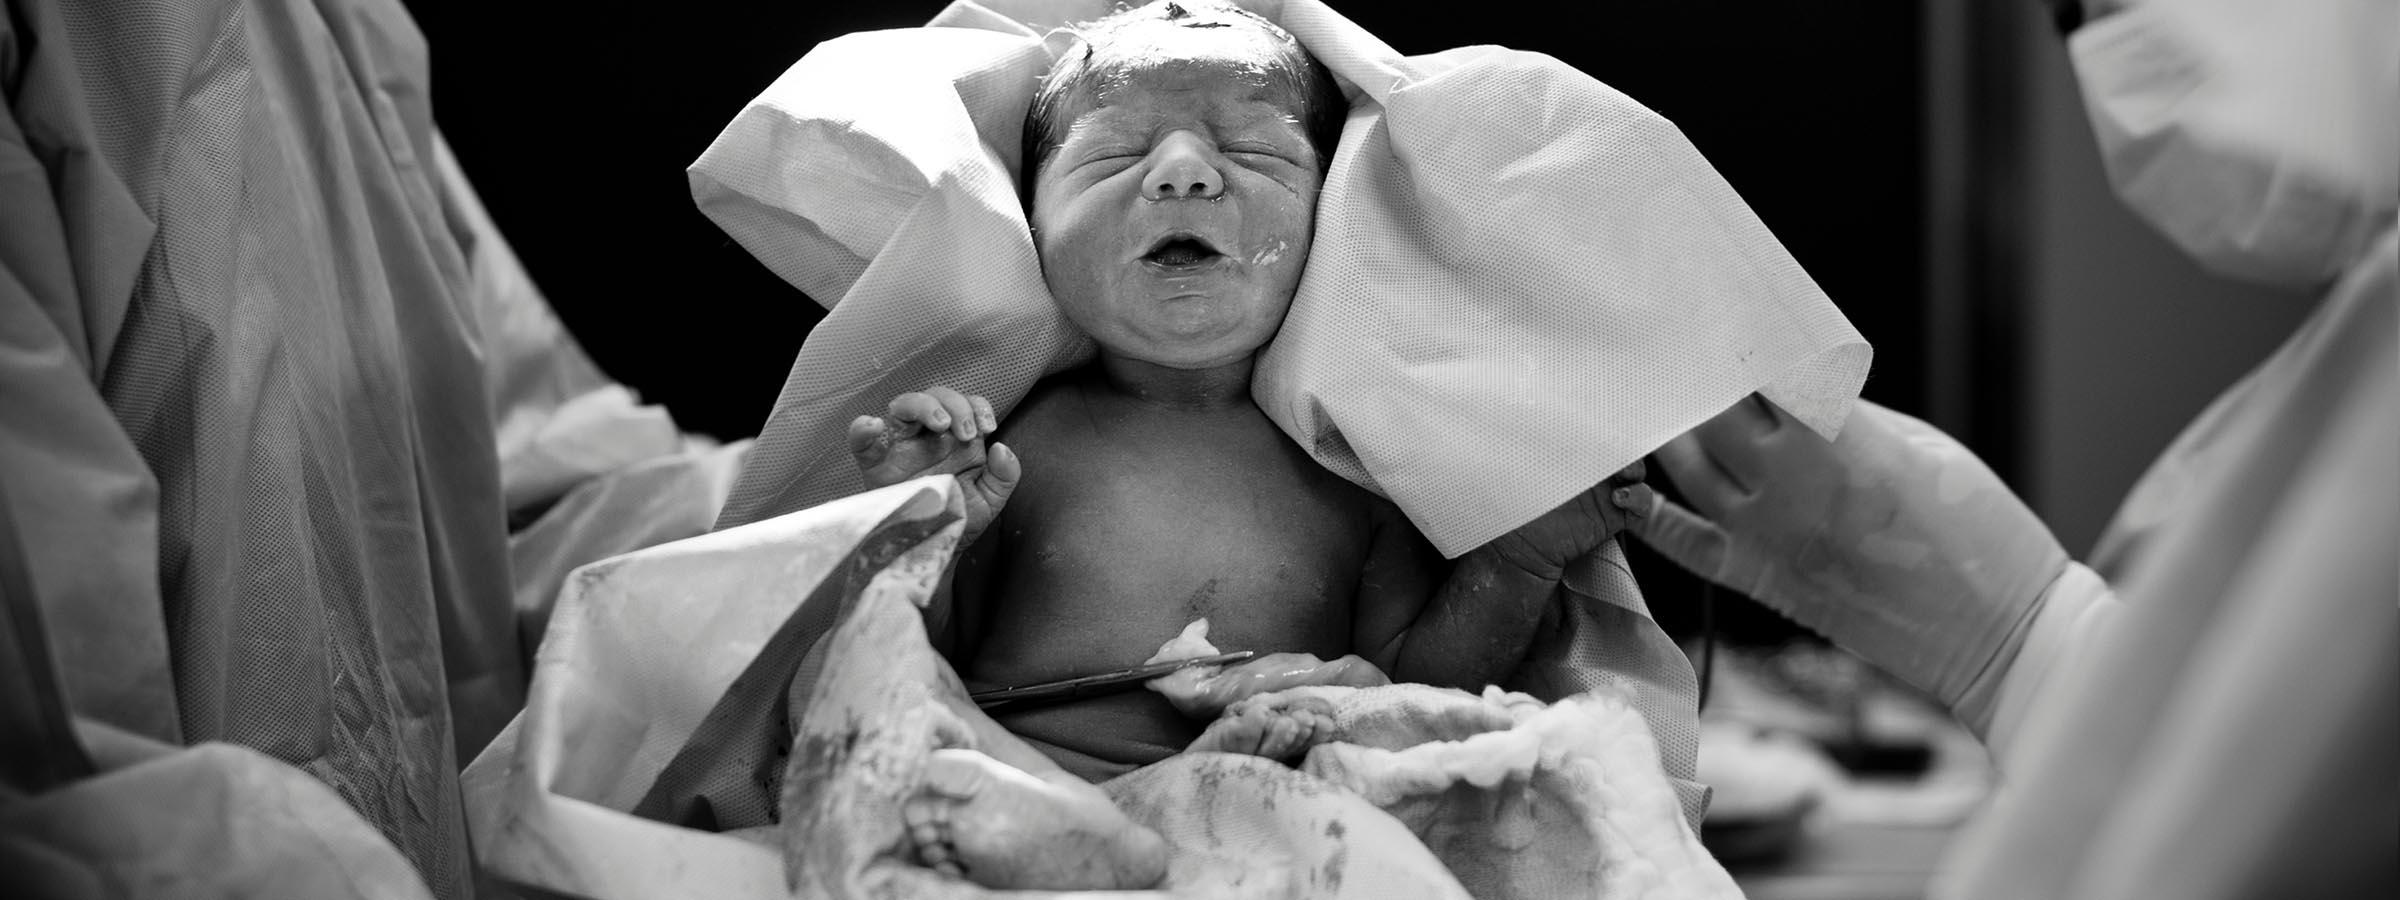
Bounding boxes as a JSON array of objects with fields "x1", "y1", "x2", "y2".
[{"x1": 1020, "y1": 0, "x2": 1346, "y2": 191}]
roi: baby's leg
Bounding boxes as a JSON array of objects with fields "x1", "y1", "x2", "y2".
[
  {"x1": 784, "y1": 527, "x2": 1167, "y2": 892},
  {"x1": 902, "y1": 745, "x2": 1168, "y2": 889},
  {"x1": 900, "y1": 692, "x2": 1169, "y2": 889},
  {"x1": 1185, "y1": 692, "x2": 1340, "y2": 763}
]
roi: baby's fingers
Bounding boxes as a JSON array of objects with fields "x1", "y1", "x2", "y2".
[
  {"x1": 885, "y1": 392, "x2": 946, "y2": 437},
  {"x1": 969, "y1": 443, "x2": 1022, "y2": 507},
  {"x1": 959, "y1": 443, "x2": 1021, "y2": 546},
  {"x1": 896, "y1": 387, "x2": 983, "y2": 441},
  {"x1": 1601, "y1": 461, "x2": 1654, "y2": 533},
  {"x1": 847, "y1": 415, "x2": 890, "y2": 466},
  {"x1": 923, "y1": 387, "x2": 982, "y2": 440},
  {"x1": 967, "y1": 394, "x2": 997, "y2": 436}
]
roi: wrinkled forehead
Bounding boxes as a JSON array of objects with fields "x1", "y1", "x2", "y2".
[{"x1": 1060, "y1": 27, "x2": 1311, "y2": 126}]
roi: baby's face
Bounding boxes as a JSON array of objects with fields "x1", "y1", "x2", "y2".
[{"x1": 1030, "y1": 33, "x2": 1323, "y2": 370}]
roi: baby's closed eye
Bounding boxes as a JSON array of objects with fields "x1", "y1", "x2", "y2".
[{"x1": 1224, "y1": 144, "x2": 1301, "y2": 166}]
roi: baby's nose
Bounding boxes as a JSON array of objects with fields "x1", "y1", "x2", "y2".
[{"x1": 1142, "y1": 132, "x2": 1226, "y2": 201}]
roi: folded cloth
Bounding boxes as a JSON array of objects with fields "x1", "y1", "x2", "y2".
[
  {"x1": 466, "y1": 480, "x2": 975, "y2": 899},
  {"x1": 468, "y1": 477, "x2": 1741, "y2": 898}
]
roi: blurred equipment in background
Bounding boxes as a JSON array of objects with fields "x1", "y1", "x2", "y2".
[{"x1": 1642, "y1": 2, "x2": 2397, "y2": 900}]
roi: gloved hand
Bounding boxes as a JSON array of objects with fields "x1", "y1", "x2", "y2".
[
  {"x1": 1631, "y1": 396, "x2": 2070, "y2": 721},
  {"x1": 1484, "y1": 462, "x2": 1655, "y2": 580}
]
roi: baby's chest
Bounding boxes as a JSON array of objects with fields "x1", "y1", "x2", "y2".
[
  {"x1": 998, "y1": 453, "x2": 1374, "y2": 652},
  {"x1": 1018, "y1": 440, "x2": 1371, "y2": 561}
]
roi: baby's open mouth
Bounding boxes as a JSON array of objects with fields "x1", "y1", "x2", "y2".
[{"x1": 1142, "y1": 234, "x2": 1225, "y2": 269}]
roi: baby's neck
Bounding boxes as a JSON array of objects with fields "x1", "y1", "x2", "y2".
[{"x1": 1089, "y1": 352, "x2": 1255, "y2": 410}]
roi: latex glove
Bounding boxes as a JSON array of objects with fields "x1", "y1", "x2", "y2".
[
  {"x1": 1631, "y1": 397, "x2": 2070, "y2": 719},
  {"x1": 1484, "y1": 462, "x2": 1655, "y2": 580}
]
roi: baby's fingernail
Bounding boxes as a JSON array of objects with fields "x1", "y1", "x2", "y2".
[{"x1": 1612, "y1": 487, "x2": 1637, "y2": 507}]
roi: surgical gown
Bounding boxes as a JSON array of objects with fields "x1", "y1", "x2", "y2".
[
  {"x1": 1941, "y1": 228, "x2": 2398, "y2": 899},
  {"x1": 0, "y1": 0, "x2": 654, "y2": 895}
]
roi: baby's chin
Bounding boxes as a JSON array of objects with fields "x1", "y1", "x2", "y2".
[
  {"x1": 1089, "y1": 315, "x2": 1283, "y2": 370},
  {"x1": 1098, "y1": 334, "x2": 1275, "y2": 371}
]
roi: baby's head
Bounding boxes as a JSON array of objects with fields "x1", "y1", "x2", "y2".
[{"x1": 1023, "y1": 1, "x2": 1345, "y2": 370}]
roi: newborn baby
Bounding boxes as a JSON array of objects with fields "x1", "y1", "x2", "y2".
[{"x1": 838, "y1": 0, "x2": 1647, "y2": 889}]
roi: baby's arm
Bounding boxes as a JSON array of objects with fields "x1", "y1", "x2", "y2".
[
  {"x1": 848, "y1": 387, "x2": 1020, "y2": 545},
  {"x1": 1356, "y1": 465, "x2": 1653, "y2": 691},
  {"x1": 849, "y1": 387, "x2": 1022, "y2": 652}
]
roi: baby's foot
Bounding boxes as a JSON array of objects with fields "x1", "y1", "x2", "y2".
[
  {"x1": 1186, "y1": 693, "x2": 1340, "y2": 762},
  {"x1": 900, "y1": 748, "x2": 1169, "y2": 890}
]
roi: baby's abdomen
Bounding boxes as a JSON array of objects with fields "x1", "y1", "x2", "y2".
[
  {"x1": 985, "y1": 693, "x2": 1198, "y2": 782},
  {"x1": 963, "y1": 462, "x2": 1373, "y2": 779}
]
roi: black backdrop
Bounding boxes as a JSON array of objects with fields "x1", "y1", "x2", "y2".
[{"x1": 412, "y1": 1, "x2": 1928, "y2": 644}]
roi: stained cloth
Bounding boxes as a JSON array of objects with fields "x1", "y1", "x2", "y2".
[
  {"x1": 690, "y1": 0, "x2": 1872, "y2": 826},
  {"x1": 0, "y1": 0, "x2": 696, "y2": 894},
  {"x1": 469, "y1": 477, "x2": 1741, "y2": 899}
]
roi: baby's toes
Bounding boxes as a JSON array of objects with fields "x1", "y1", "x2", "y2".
[
  {"x1": 1297, "y1": 710, "x2": 1337, "y2": 748},
  {"x1": 1270, "y1": 717, "x2": 1313, "y2": 759},
  {"x1": 901, "y1": 795, "x2": 960, "y2": 874},
  {"x1": 1225, "y1": 718, "x2": 1269, "y2": 756},
  {"x1": 927, "y1": 705, "x2": 977, "y2": 752},
  {"x1": 920, "y1": 748, "x2": 991, "y2": 800}
]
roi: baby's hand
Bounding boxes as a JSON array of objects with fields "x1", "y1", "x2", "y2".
[
  {"x1": 848, "y1": 387, "x2": 1020, "y2": 544},
  {"x1": 1483, "y1": 461, "x2": 1654, "y2": 580},
  {"x1": 1152, "y1": 652, "x2": 1390, "y2": 720}
]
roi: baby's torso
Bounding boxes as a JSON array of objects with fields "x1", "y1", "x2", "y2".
[{"x1": 958, "y1": 375, "x2": 1381, "y2": 779}]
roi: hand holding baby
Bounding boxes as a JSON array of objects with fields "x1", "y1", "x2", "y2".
[
  {"x1": 849, "y1": 386, "x2": 1021, "y2": 545},
  {"x1": 1482, "y1": 461, "x2": 1654, "y2": 580}
]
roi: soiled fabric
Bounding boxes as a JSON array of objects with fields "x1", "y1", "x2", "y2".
[
  {"x1": 1297, "y1": 686, "x2": 1741, "y2": 900},
  {"x1": 689, "y1": 0, "x2": 1865, "y2": 826},
  {"x1": 469, "y1": 477, "x2": 1738, "y2": 899},
  {"x1": 784, "y1": 552, "x2": 1739, "y2": 899},
  {"x1": 469, "y1": 482, "x2": 982, "y2": 899}
]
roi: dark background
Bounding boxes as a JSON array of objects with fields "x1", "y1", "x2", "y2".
[
  {"x1": 411, "y1": 1, "x2": 1933, "y2": 644},
  {"x1": 410, "y1": 0, "x2": 1928, "y2": 439}
]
